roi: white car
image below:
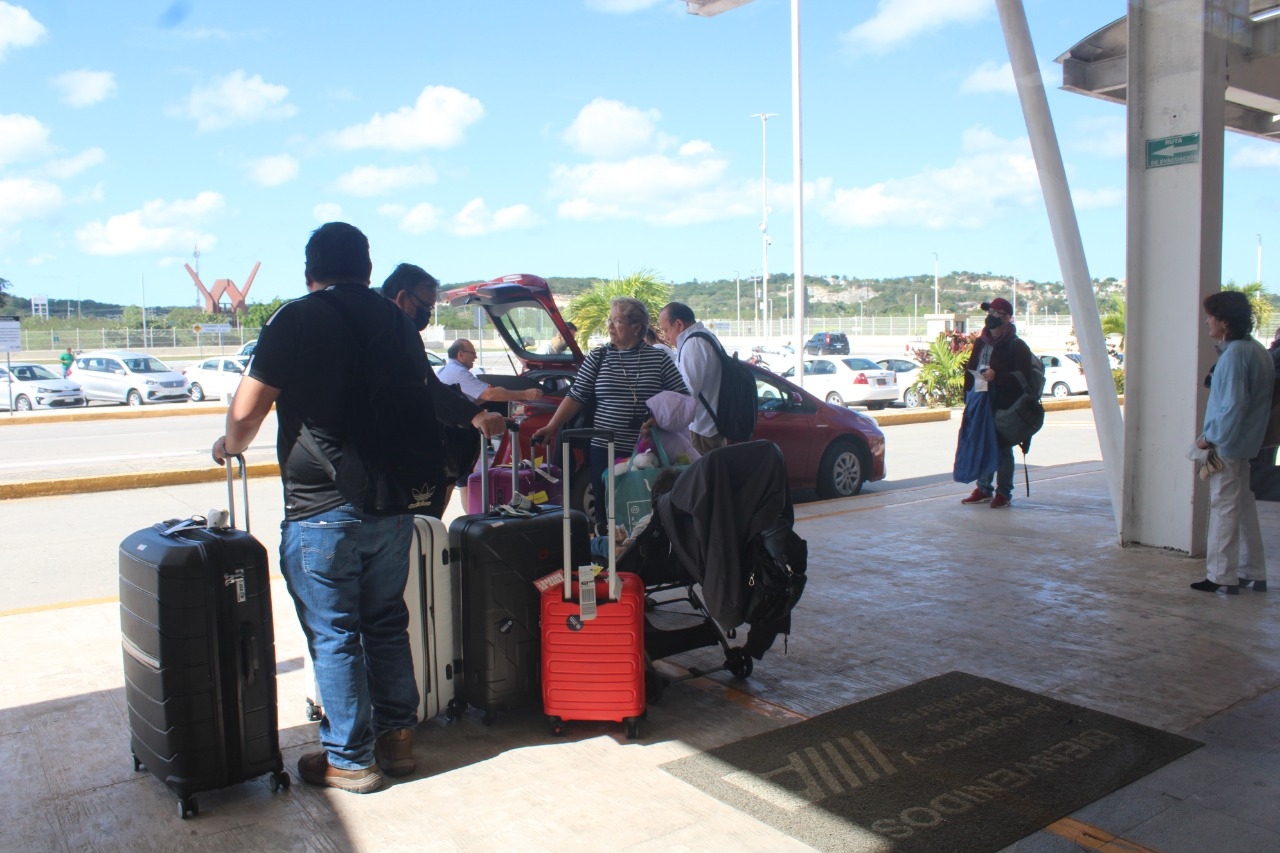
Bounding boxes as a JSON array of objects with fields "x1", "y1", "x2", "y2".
[
  {"x1": 68, "y1": 350, "x2": 190, "y2": 406},
  {"x1": 876, "y1": 357, "x2": 924, "y2": 408},
  {"x1": 782, "y1": 357, "x2": 899, "y2": 410},
  {"x1": 1040, "y1": 352, "x2": 1089, "y2": 397},
  {"x1": 0, "y1": 362, "x2": 85, "y2": 410},
  {"x1": 182, "y1": 356, "x2": 249, "y2": 402}
]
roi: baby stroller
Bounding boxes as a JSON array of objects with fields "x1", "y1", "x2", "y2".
[{"x1": 616, "y1": 440, "x2": 808, "y2": 701}]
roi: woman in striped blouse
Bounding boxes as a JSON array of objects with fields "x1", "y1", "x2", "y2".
[{"x1": 532, "y1": 296, "x2": 688, "y2": 532}]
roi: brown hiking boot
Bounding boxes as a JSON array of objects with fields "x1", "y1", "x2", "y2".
[
  {"x1": 376, "y1": 727, "x2": 416, "y2": 777},
  {"x1": 297, "y1": 751, "x2": 384, "y2": 794}
]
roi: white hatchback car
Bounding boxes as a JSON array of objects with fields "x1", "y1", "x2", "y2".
[
  {"x1": 0, "y1": 362, "x2": 86, "y2": 410},
  {"x1": 69, "y1": 350, "x2": 190, "y2": 406},
  {"x1": 782, "y1": 357, "x2": 899, "y2": 410},
  {"x1": 183, "y1": 356, "x2": 249, "y2": 402},
  {"x1": 1039, "y1": 352, "x2": 1089, "y2": 397}
]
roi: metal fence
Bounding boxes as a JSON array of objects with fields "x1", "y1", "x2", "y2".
[{"x1": 18, "y1": 327, "x2": 262, "y2": 353}]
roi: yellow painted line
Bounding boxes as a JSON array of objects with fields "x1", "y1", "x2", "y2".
[
  {"x1": 0, "y1": 402, "x2": 228, "y2": 426},
  {"x1": 1046, "y1": 817, "x2": 1163, "y2": 852},
  {"x1": 652, "y1": 659, "x2": 809, "y2": 723},
  {"x1": 0, "y1": 462, "x2": 280, "y2": 500}
]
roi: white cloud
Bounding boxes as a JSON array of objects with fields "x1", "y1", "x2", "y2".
[
  {"x1": 960, "y1": 59, "x2": 1061, "y2": 94},
  {"x1": 0, "y1": 2, "x2": 45, "y2": 60},
  {"x1": 563, "y1": 98, "x2": 673, "y2": 159},
  {"x1": 334, "y1": 163, "x2": 437, "y2": 197},
  {"x1": 0, "y1": 177, "x2": 62, "y2": 227},
  {"x1": 821, "y1": 126, "x2": 1040, "y2": 229},
  {"x1": 0, "y1": 113, "x2": 50, "y2": 166},
  {"x1": 1070, "y1": 187, "x2": 1124, "y2": 210},
  {"x1": 843, "y1": 0, "x2": 991, "y2": 54},
  {"x1": 584, "y1": 0, "x2": 665, "y2": 14},
  {"x1": 27, "y1": 253, "x2": 55, "y2": 265},
  {"x1": 1068, "y1": 116, "x2": 1126, "y2": 159},
  {"x1": 50, "y1": 69, "x2": 117, "y2": 107},
  {"x1": 76, "y1": 191, "x2": 224, "y2": 255},
  {"x1": 44, "y1": 147, "x2": 106, "y2": 179},
  {"x1": 333, "y1": 85, "x2": 483, "y2": 151},
  {"x1": 177, "y1": 70, "x2": 297, "y2": 131},
  {"x1": 1231, "y1": 145, "x2": 1280, "y2": 168},
  {"x1": 246, "y1": 154, "x2": 299, "y2": 187},
  {"x1": 393, "y1": 203, "x2": 443, "y2": 234},
  {"x1": 451, "y1": 198, "x2": 539, "y2": 236},
  {"x1": 313, "y1": 202, "x2": 343, "y2": 221},
  {"x1": 551, "y1": 149, "x2": 741, "y2": 225}
]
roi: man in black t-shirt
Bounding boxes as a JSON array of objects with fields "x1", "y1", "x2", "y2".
[{"x1": 212, "y1": 223, "x2": 499, "y2": 794}]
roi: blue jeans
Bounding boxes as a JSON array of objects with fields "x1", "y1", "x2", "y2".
[
  {"x1": 279, "y1": 506, "x2": 417, "y2": 770},
  {"x1": 977, "y1": 444, "x2": 1015, "y2": 499}
]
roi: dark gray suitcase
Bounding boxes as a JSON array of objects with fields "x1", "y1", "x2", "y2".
[
  {"x1": 119, "y1": 457, "x2": 287, "y2": 819},
  {"x1": 449, "y1": 431, "x2": 590, "y2": 723}
]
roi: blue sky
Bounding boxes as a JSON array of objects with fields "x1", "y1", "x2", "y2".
[{"x1": 1, "y1": 0, "x2": 1276, "y2": 310}]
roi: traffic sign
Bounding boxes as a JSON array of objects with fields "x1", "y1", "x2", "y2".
[
  {"x1": 1145, "y1": 133, "x2": 1200, "y2": 169},
  {"x1": 0, "y1": 316, "x2": 19, "y2": 353},
  {"x1": 193, "y1": 323, "x2": 232, "y2": 334}
]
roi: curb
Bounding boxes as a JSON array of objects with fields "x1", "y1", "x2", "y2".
[
  {"x1": 0, "y1": 462, "x2": 280, "y2": 500},
  {"x1": 0, "y1": 402, "x2": 229, "y2": 426},
  {"x1": 868, "y1": 408, "x2": 953, "y2": 426}
]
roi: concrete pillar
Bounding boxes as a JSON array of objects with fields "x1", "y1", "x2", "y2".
[{"x1": 1121, "y1": 0, "x2": 1227, "y2": 553}]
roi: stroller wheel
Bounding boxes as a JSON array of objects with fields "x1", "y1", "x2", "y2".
[{"x1": 726, "y1": 649, "x2": 754, "y2": 680}]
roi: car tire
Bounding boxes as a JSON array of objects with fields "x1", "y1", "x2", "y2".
[
  {"x1": 1051, "y1": 382, "x2": 1069, "y2": 398},
  {"x1": 866, "y1": 402, "x2": 887, "y2": 411},
  {"x1": 126, "y1": 389, "x2": 144, "y2": 407},
  {"x1": 189, "y1": 383, "x2": 205, "y2": 403},
  {"x1": 903, "y1": 387, "x2": 921, "y2": 408},
  {"x1": 825, "y1": 391, "x2": 845, "y2": 406},
  {"x1": 816, "y1": 439, "x2": 867, "y2": 499},
  {"x1": 15, "y1": 395, "x2": 32, "y2": 412}
]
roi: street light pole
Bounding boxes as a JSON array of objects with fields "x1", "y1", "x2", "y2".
[
  {"x1": 735, "y1": 270, "x2": 741, "y2": 332},
  {"x1": 1258, "y1": 233, "x2": 1263, "y2": 284},
  {"x1": 933, "y1": 252, "x2": 939, "y2": 314},
  {"x1": 750, "y1": 112, "x2": 777, "y2": 343}
]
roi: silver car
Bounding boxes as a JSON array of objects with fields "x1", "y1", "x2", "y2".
[
  {"x1": 69, "y1": 350, "x2": 190, "y2": 406},
  {"x1": 0, "y1": 362, "x2": 86, "y2": 410},
  {"x1": 182, "y1": 356, "x2": 248, "y2": 402}
]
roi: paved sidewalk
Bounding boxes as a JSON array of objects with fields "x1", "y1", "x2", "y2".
[{"x1": 1, "y1": 463, "x2": 1278, "y2": 851}]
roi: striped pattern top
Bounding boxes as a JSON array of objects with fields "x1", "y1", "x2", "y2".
[{"x1": 569, "y1": 343, "x2": 689, "y2": 452}]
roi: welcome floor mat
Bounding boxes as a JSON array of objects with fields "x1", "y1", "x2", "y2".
[{"x1": 661, "y1": 671, "x2": 1201, "y2": 853}]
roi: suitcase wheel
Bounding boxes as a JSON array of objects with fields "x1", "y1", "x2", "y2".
[
  {"x1": 305, "y1": 698, "x2": 324, "y2": 723},
  {"x1": 726, "y1": 649, "x2": 754, "y2": 680},
  {"x1": 131, "y1": 752, "x2": 144, "y2": 773},
  {"x1": 269, "y1": 770, "x2": 291, "y2": 792},
  {"x1": 624, "y1": 717, "x2": 642, "y2": 740},
  {"x1": 178, "y1": 796, "x2": 199, "y2": 820},
  {"x1": 481, "y1": 709, "x2": 498, "y2": 726},
  {"x1": 445, "y1": 698, "x2": 466, "y2": 721},
  {"x1": 547, "y1": 716, "x2": 566, "y2": 737}
]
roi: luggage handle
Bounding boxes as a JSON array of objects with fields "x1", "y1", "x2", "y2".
[
  {"x1": 560, "y1": 429, "x2": 618, "y2": 602},
  {"x1": 224, "y1": 454, "x2": 250, "y2": 533},
  {"x1": 476, "y1": 419, "x2": 522, "y2": 513}
]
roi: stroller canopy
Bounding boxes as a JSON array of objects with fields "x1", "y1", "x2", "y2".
[{"x1": 655, "y1": 440, "x2": 792, "y2": 628}]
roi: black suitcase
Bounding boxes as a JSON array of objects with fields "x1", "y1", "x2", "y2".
[
  {"x1": 119, "y1": 457, "x2": 288, "y2": 819},
  {"x1": 450, "y1": 431, "x2": 591, "y2": 723}
]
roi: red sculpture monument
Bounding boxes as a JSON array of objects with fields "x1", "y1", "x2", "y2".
[{"x1": 185, "y1": 261, "x2": 260, "y2": 316}]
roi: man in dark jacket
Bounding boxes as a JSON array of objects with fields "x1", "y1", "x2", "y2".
[{"x1": 960, "y1": 297, "x2": 1037, "y2": 508}]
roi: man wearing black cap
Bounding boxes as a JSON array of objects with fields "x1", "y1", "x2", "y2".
[{"x1": 960, "y1": 297, "x2": 1037, "y2": 508}]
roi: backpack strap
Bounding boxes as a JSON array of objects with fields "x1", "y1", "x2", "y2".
[{"x1": 684, "y1": 330, "x2": 727, "y2": 434}]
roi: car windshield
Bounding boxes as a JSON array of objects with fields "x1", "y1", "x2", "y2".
[
  {"x1": 490, "y1": 301, "x2": 576, "y2": 361},
  {"x1": 123, "y1": 357, "x2": 170, "y2": 373},
  {"x1": 842, "y1": 358, "x2": 880, "y2": 371},
  {"x1": 17, "y1": 365, "x2": 59, "y2": 380}
]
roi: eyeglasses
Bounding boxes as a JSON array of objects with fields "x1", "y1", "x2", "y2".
[
  {"x1": 458, "y1": 348, "x2": 477, "y2": 355},
  {"x1": 407, "y1": 289, "x2": 435, "y2": 313}
]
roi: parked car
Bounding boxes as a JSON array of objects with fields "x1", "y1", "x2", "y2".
[
  {"x1": 441, "y1": 274, "x2": 886, "y2": 511},
  {"x1": 69, "y1": 350, "x2": 190, "y2": 406},
  {"x1": 875, "y1": 357, "x2": 924, "y2": 408},
  {"x1": 1040, "y1": 352, "x2": 1089, "y2": 397},
  {"x1": 803, "y1": 331, "x2": 850, "y2": 355},
  {"x1": 182, "y1": 356, "x2": 248, "y2": 402},
  {"x1": 780, "y1": 357, "x2": 898, "y2": 410},
  {"x1": 0, "y1": 362, "x2": 85, "y2": 410}
]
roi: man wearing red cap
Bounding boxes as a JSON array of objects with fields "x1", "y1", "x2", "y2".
[{"x1": 960, "y1": 297, "x2": 1037, "y2": 508}]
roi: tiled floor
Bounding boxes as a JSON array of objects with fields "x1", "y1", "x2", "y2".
[{"x1": 1, "y1": 460, "x2": 1278, "y2": 852}]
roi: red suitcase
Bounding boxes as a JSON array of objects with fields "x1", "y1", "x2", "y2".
[{"x1": 540, "y1": 429, "x2": 646, "y2": 739}]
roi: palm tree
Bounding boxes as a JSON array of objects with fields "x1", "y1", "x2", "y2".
[
  {"x1": 564, "y1": 269, "x2": 672, "y2": 344},
  {"x1": 913, "y1": 335, "x2": 970, "y2": 407},
  {"x1": 1224, "y1": 281, "x2": 1272, "y2": 334},
  {"x1": 1101, "y1": 302, "x2": 1125, "y2": 352}
]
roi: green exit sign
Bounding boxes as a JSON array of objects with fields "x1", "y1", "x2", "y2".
[{"x1": 1145, "y1": 133, "x2": 1200, "y2": 169}]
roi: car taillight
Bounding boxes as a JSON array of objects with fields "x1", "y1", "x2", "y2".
[{"x1": 853, "y1": 373, "x2": 869, "y2": 385}]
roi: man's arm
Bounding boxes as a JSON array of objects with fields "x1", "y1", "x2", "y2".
[
  {"x1": 478, "y1": 385, "x2": 543, "y2": 403},
  {"x1": 211, "y1": 376, "x2": 280, "y2": 464}
]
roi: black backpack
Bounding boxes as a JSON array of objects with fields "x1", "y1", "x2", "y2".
[
  {"x1": 687, "y1": 330, "x2": 757, "y2": 442},
  {"x1": 994, "y1": 361, "x2": 1046, "y2": 450}
]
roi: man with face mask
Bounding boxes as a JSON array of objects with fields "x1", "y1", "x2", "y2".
[
  {"x1": 959, "y1": 297, "x2": 1037, "y2": 508},
  {"x1": 381, "y1": 263, "x2": 505, "y2": 515}
]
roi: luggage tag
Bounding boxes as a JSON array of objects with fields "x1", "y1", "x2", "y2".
[{"x1": 577, "y1": 565, "x2": 598, "y2": 622}]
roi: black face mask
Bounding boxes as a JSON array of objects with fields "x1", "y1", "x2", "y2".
[
  {"x1": 412, "y1": 306, "x2": 432, "y2": 331},
  {"x1": 984, "y1": 315, "x2": 1004, "y2": 331}
]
